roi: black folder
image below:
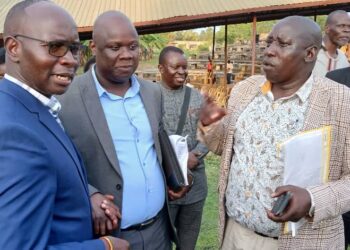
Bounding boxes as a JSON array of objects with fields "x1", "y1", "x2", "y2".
[{"x1": 158, "y1": 126, "x2": 186, "y2": 192}]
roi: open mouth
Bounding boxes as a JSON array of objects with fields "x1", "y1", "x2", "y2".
[{"x1": 54, "y1": 73, "x2": 74, "y2": 84}]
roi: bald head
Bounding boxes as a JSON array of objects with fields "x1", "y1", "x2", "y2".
[
  {"x1": 275, "y1": 16, "x2": 322, "y2": 49},
  {"x1": 92, "y1": 11, "x2": 138, "y2": 44},
  {"x1": 326, "y1": 10, "x2": 349, "y2": 25},
  {"x1": 263, "y1": 16, "x2": 321, "y2": 86},
  {"x1": 90, "y1": 11, "x2": 140, "y2": 87},
  {"x1": 4, "y1": 0, "x2": 76, "y2": 37}
]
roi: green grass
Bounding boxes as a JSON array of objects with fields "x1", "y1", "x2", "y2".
[{"x1": 196, "y1": 153, "x2": 220, "y2": 250}]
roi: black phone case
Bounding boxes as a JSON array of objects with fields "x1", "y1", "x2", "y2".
[{"x1": 271, "y1": 192, "x2": 292, "y2": 215}]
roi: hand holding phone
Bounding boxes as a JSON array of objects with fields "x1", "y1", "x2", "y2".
[{"x1": 271, "y1": 192, "x2": 292, "y2": 216}]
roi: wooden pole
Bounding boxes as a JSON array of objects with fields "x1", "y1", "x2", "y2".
[
  {"x1": 224, "y1": 23, "x2": 228, "y2": 85},
  {"x1": 251, "y1": 15, "x2": 257, "y2": 75},
  {"x1": 212, "y1": 26, "x2": 216, "y2": 60}
]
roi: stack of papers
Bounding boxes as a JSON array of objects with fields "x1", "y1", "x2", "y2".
[
  {"x1": 278, "y1": 126, "x2": 331, "y2": 235},
  {"x1": 169, "y1": 135, "x2": 189, "y2": 185}
]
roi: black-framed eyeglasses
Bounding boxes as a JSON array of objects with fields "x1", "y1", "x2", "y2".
[{"x1": 13, "y1": 34, "x2": 82, "y2": 57}]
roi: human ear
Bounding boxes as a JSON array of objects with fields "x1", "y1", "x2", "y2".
[
  {"x1": 324, "y1": 24, "x2": 330, "y2": 35},
  {"x1": 305, "y1": 45, "x2": 318, "y2": 63},
  {"x1": 4, "y1": 36, "x2": 20, "y2": 63},
  {"x1": 158, "y1": 64, "x2": 164, "y2": 74},
  {"x1": 90, "y1": 40, "x2": 97, "y2": 56}
]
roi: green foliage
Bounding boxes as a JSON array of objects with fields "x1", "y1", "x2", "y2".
[
  {"x1": 197, "y1": 42, "x2": 211, "y2": 53},
  {"x1": 139, "y1": 34, "x2": 167, "y2": 61},
  {"x1": 196, "y1": 153, "x2": 220, "y2": 249},
  {"x1": 139, "y1": 34, "x2": 167, "y2": 52},
  {"x1": 315, "y1": 15, "x2": 327, "y2": 31},
  {"x1": 216, "y1": 24, "x2": 252, "y2": 44},
  {"x1": 199, "y1": 27, "x2": 214, "y2": 42}
]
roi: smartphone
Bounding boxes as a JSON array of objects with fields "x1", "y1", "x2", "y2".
[{"x1": 271, "y1": 192, "x2": 292, "y2": 216}]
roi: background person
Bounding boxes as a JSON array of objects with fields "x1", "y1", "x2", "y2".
[
  {"x1": 84, "y1": 55, "x2": 96, "y2": 73},
  {"x1": 158, "y1": 46, "x2": 208, "y2": 250},
  {"x1": 226, "y1": 60, "x2": 233, "y2": 84},
  {"x1": 313, "y1": 10, "x2": 350, "y2": 76}
]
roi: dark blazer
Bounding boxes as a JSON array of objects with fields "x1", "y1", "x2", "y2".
[
  {"x1": 326, "y1": 67, "x2": 350, "y2": 87},
  {"x1": 0, "y1": 79, "x2": 104, "y2": 249},
  {"x1": 58, "y1": 70, "x2": 176, "y2": 240}
]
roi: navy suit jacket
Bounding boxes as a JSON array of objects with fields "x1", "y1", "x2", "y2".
[{"x1": 0, "y1": 79, "x2": 104, "y2": 250}]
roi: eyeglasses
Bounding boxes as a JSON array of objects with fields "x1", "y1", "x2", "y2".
[{"x1": 13, "y1": 34, "x2": 82, "y2": 57}]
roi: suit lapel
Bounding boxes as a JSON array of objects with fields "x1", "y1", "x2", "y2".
[
  {"x1": 1, "y1": 80, "x2": 89, "y2": 194},
  {"x1": 303, "y1": 77, "x2": 331, "y2": 131},
  {"x1": 231, "y1": 77, "x2": 262, "y2": 126},
  {"x1": 37, "y1": 108, "x2": 89, "y2": 194},
  {"x1": 139, "y1": 79, "x2": 159, "y2": 143},
  {"x1": 79, "y1": 73, "x2": 122, "y2": 177}
]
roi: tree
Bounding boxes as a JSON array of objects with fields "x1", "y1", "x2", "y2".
[{"x1": 139, "y1": 34, "x2": 167, "y2": 61}]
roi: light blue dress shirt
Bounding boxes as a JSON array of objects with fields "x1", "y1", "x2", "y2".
[{"x1": 92, "y1": 67, "x2": 165, "y2": 228}]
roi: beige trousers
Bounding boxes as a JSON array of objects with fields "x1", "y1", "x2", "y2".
[{"x1": 221, "y1": 217, "x2": 278, "y2": 250}]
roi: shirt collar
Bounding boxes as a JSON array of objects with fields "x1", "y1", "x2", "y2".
[
  {"x1": 92, "y1": 65, "x2": 140, "y2": 99},
  {"x1": 4, "y1": 74, "x2": 61, "y2": 114},
  {"x1": 260, "y1": 74, "x2": 313, "y2": 103}
]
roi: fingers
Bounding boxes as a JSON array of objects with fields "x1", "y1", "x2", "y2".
[
  {"x1": 93, "y1": 213, "x2": 100, "y2": 235},
  {"x1": 99, "y1": 219, "x2": 106, "y2": 235},
  {"x1": 266, "y1": 207, "x2": 294, "y2": 223},
  {"x1": 106, "y1": 219, "x2": 113, "y2": 231},
  {"x1": 104, "y1": 194, "x2": 115, "y2": 201},
  {"x1": 193, "y1": 151, "x2": 202, "y2": 157},
  {"x1": 168, "y1": 186, "x2": 189, "y2": 200},
  {"x1": 91, "y1": 193, "x2": 120, "y2": 235},
  {"x1": 271, "y1": 186, "x2": 291, "y2": 198}
]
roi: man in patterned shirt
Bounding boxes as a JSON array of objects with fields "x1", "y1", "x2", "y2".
[{"x1": 199, "y1": 16, "x2": 350, "y2": 250}]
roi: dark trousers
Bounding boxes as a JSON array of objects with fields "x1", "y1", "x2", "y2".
[
  {"x1": 226, "y1": 73, "x2": 232, "y2": 84},
  {"x1": 119, "y1": 208, "x2": 171, "y2": 250},
  {"x1": 170, "y1": 199, "x2": 206, "y2": 250}
]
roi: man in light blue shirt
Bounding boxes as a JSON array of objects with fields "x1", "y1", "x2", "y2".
[
  {"x1": 59, "y1": 11, "x2": 189, "y2": 250},
  {"x1": 92, "y1": 68, "x2": 165, "y2": 229}
]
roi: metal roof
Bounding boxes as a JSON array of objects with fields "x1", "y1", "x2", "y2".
[{"x1": 0, "y1": 0, "x2": 350, "y2": 39}]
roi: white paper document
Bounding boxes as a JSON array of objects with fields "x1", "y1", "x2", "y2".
[
  {"x1": 169, "y1": 135, "x2": 189, "y2": 185},
  {"x1": 278, "y1": 126, "x2": 331, "y2": 235}
]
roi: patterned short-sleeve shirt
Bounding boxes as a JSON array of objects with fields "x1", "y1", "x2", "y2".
[{"x1": 225, "y1": 75, "x2": 313, "y2": 237}]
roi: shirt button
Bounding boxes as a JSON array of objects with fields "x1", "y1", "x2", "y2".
[
  {"x1": 272, "y1": 103, "x2": 279, "y2": 110},
  {"x1": 116, "y1": 184, "x2": 122, "y2": 190}
]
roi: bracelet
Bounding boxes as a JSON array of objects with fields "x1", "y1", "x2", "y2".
[{"x1": 100, "y1": 236, "x2": 114, "y2": 250}]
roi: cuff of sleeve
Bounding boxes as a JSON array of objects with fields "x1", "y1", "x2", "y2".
[{"x1": 306, "y1": 188, "x2": 315, "y2": 218}]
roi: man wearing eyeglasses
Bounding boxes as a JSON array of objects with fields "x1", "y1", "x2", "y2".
[
  {"x1": 59, "y1": 11, "x2": 191, "y2": 250},
  {"x1": 0, "y1": 1, "x2": 128, "y2": 249}
]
